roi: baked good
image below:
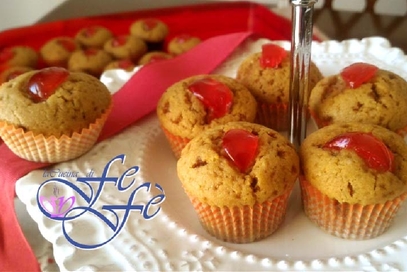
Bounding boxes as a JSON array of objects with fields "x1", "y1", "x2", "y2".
[
  {"x1": 68, "y1": 48, "x2": 113, "y2": 77},
  {"x1": 167, "y1": 34, "x2": 201, "y2": 55},
  {"x1": 177, "y1": 121, "x2": 299, "y2": 243},
  {"x1": 129, "y1": 18, "x2": 168, "y2": 50},
  {"x1": 236, "y1": 43, "x2": 323, "y2": 131},
  {"x1": 40, "y1": 36, "x2": 81, "y2": 67},
  {"x1": 309, "y1": 62, "x2": 407, "y2": 137},
  {"x1": 300, "y1": 122, "x2": 407, "y2": 239},
  {"x1": 75, "y1": 25, "x2": 113, "y2": 48},
  {"x1": 137, "y1": 51, "x2": 172, "y2": 65},
  {"x1": 157, "y1": 74, "x2": 257, "y2": 158},
  {"x1": 104, "y1": 59, "x2": 136, "y2": 72},
  {"x1": 0, "y1": 46, "x2": 38, "y2": 69},
  {"x1": 0, "y1": 67, "x2": 112, "y2": 162},
  {"x1": 104, "y1": 35, "x2": 148, "y2": 62},
  {"x1": 0, "y1": 66, "x2": 33, "y2": 84}
]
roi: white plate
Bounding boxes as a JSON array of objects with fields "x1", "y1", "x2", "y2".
[{"x1": 16, "y1": 37, "x2": 407, "y2": 271}]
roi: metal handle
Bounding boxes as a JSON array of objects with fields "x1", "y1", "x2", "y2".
[{"x1": 288, "y1": 0, "x2": 318, "y2": 149}]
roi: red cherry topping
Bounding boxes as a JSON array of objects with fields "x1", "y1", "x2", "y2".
[
  {"x1": 175, "y1": 34, "x2": 192, "y2": 43},
  {"x1": 147, "y1": 54, "x2": 170, "y2": 64},
  {"x1": 0, "y1": 47, "x2": 14, "y2": 63},
  {"x1": 27, "y1": 67, "x2": 69, "y2": 103},
  {"x1": 260, "y1": 43, "x2": 287, "y2": 68},
  {"x1": 143, "y1": 19, "x2": 158, "y2": 30},
  {"x1": 340, "y1": 62, "x2": 378, "y2": 88},
  {"x1": 117, "y1": 59, "x2": 134, "y2": 69},
  {"x1": 57, "y1": 39, "x2": 77, "y2": 52},
  {"x1": 188, "y1": 78, "x2": 233, "y2": 123},
  {"x1": 323, "y1": 132, "x2": 394, "y2": 172},
  {"x1": 84, "y1": 48, "x2": 98, "y2": 57},
  {"x1": 222, "y1": 129, "x2": 259, "y2": 173},
  {"x1": 83, "y1": 26, "x2": 98, "y2": 37},
  {"x1": 112, "y1": 36, "x2": 127, "y2": 47}
]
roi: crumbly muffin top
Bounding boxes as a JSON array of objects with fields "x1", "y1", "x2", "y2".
[
  {"x1": 68, "y1": 49, "x2": 113, "y2": 77},
  {"x1": 177, "y1": 121, "x2": 299, "y2": 207},
  {"x1": 40, "y1": 37, "x2": 81, "y2": 67},
  {"x1": 309, "y1": 69, "x2": 407, "y2": 132},
  {"x1": 236, "y1": 52, "x2": 322, "y2": 104},
  {"x1": 129, "y1": 18, "x2": 169, "y2": 43},
  {"x1": 0, "y1": 69, "x2": 111, "y2": 137},
  {"x1": 156, "y1": 74, "x2": 257, "y2": 139},
  {"x1": 75, "y1": 26, "x2": 113, "y2": 48},
  {"x1": 300, "y1": 123, "x2": 407, "y2": 205}
]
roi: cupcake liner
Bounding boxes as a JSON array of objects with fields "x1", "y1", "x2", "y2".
[
  {"x1": 188, "y1": 188, "x2": 292, "y2": 243},
  {"x1": 0, "y1": 105, "x2": 111, "y2": 163},
  {"x1": 160, "y1": 126, "x2": 190, "y2": 159},
  {"x1": 255, "y1": 102, "x2": 289, "y2": 132},
  {"x1": 300, "y1": 176, "x2": 407, "y2": 240}
]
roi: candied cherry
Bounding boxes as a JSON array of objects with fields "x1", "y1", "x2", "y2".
[
  {"x1": 222, "y1": 129, "x2": 259, "y2": 173},
  {"x1": 57, "y1": 38, "x2": 77, "y2": 52},
  {"x1": 83, "y1": 26, "x2": 98, "y2": 37},
  {"x1": 340, "y1": 62, "x2": 378, "y2": 89},
  {"x1": 175, "y1": 34, "x2": 193, "y2": 43},
  {"x1": 84, "y1": 48, "x2": 99, "y2": 57},
  {"x1": 143, "y1": 19, "x2": 158, "y2": 30},
  {"x1": 27, "y1": 67, "x2": 69, "y2": 103},
  {"x1": 111, "y1": 36, "x2": 127, "y2": 47},
  {"x1": 260, "y1": 43, "x2": 287, "y2": 68},
  {"x1": 323, "y1": 132, "x2": 394, "y2": 172},
  {"x1": 188, "y1": 78, "x2": 233, "y2": 122},
  {"x1": 117, "y1": 59, "x2": 134, "y2": 69},
  {"x1": 147, "y1": 54, "x2": 170, "y2": 64},
  {"x1": 0, "y1": 47, "x2": 14, "y2": 63}
]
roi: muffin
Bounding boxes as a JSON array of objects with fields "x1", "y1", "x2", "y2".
[
  {"x1": 177, "y1": 121, "x2": 299, "y2": 243},
  {"x1": 104, "y1": 35, "x2": 148, "y2": 62},
  {"x1": 129, "y1": 18, "x2": 168, "y2": 50},
  {"x1": 0, "y1": 46, "x2": 38, "y2": 69},
  {"x1": 157, "y1": 74, "x2": 257, "y2": 158},
  {"x1": 309, "y1": 62, "x2": 407, "y2": 137},
  {"x1": 236, "y1": 43, "x2": 323, "y2": 131},
  {"x1": 104, "y1": 59, "x2": 136, "y2": 72},
  {"x1": 0, "y1": 66, "x2": 33, "y2": 84},
  {"x1": 167, "y1": 34, "x2": 201, "y2": 55},
  {"x1": 75, "y1": 25, "x2": 113, "y2": 49},
  {"x1": 0, "y1": 67, "x2": 112, "y2": 163},
  {"x1": 68, "y1": 48, "x2": 113, "y2": 77},
  {"x1": 40, "y1": 36, "x2": 81, "y2": 67},
  {"x1": 138, "y1": 51, "x2": 172, "y2": 65},
  {"x1": 300, "y1": 122, "x2": 407, "y2": 239}
]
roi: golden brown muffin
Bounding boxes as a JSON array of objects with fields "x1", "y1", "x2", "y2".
[
  {"x1": 129, "y1": 18, "x2": 169, "y2": 43},
  {"x1": 137, "y1": 51, "x2": 172, "y2": 65},
  {"x1": 0, "y1": 68, "x2": 111, "y2": 137},
  {"x1": 300, "y1": 122, "x2": 407, "y2": 239},
  {"x1": 309, "y1": 67, "x2": 407, "y2": 135},
  {"x1": 157, "y1": 74, "x2": 257, "y2": 158},
  {"x1": 167, "y1": 34, "x2": 201, "y2": 55},
  {"x1": 236, "y1": 44, "x2": 323, "y2": 131},
  {"x1": 68, "y1": 48, "x2": 113, "y2": 77},
  {"x1": 177, "y1": 121, "x2": 299, "y2": 243},
  {"x1": 104, "y1": 35, "x2": 148, "y2": 62},
  {"x1": 0, "y1": 66, "x2": 33, "y2": 84},
  {"x1": 75, "y1": 25, "x2": 113, "y2": 48},
  {"x1": 104, "y1": 59, "x2": 136, "y2": 72},
  {"x1": 0, "y1": 46, "x2": 38, "y2": 68},
  {"x1": 40, "y1": 36, "x2": 81, "y2": 67}
]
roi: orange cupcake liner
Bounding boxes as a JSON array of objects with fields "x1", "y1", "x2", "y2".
[
  {"x1": 0, "y1": 105, "x2": 111, "y2": 163},
  {"x1": 188, "y1": 189, "x2": 292, "y2": 243},
  {"x1": 256, "y1": 102, "x2": 289, "y2": 132},
  {"x1": 299, "y1": 176, "x2": 407, "y2": 240},
  {"x1": 160, "y1": 126, "x2": 190, "y2": 159}
]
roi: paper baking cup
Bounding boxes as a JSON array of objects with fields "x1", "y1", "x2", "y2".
[
  {"x1": 188, "y1": 189, "x2": 292, "y2": 243},
  {"x1": 160, "y1": 126, "x2": 190, "y2": 159},
  {"x1": 300, "y1": 177, "x2": 407, "y2": 240},
  {"x1": 0, "y1": 106, "x2": 111, "y2": 163},
  {"x1": 256, "y1": 102, "x2": 289, "y2": 132}
]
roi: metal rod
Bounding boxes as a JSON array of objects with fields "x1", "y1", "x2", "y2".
[{"x1": 288, "y1": 0, "x2": 317, "y2": 149}]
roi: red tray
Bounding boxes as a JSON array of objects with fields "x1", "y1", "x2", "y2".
[{"x1": 0, "y1": 2, "x2": 293, "y2": 52}]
